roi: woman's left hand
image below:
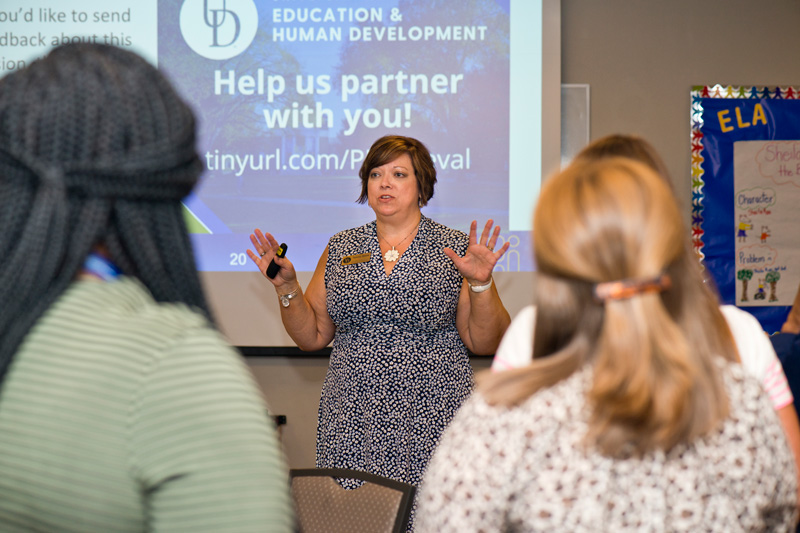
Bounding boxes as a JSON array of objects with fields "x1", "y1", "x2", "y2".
[{"x1": 444, "y1": 219, "x2": 510, "y2": 286}]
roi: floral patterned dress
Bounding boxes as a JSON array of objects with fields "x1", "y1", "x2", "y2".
[{"x1": 317, "y1": 215, "x2": 472, "y2": 490}]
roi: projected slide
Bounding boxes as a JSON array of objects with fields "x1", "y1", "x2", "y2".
[{"x1": 1, "y1": 0, "x2": 543, "y2": 274}]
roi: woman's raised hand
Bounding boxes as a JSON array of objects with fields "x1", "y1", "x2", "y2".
[
  {"x1": 444, "y1": 219, "x2": 510, "y2": 286},
  {"x1": 247, "y1": 229, "x2": 297, "y2": 286}
]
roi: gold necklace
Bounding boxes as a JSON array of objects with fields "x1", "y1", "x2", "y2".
[{"x1": 377, "y1": 221, "x2": 419, "y2": 262}]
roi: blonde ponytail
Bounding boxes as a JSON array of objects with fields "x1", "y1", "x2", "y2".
[
  {"x1": 588, "y1": 292, "x2": 719, "y2": 456},
  {"x1": 480, "y1": 158, "x2": 733, "y2": 456}
]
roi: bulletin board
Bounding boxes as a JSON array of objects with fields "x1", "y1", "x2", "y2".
[{"x1": 692, "y1": 85, "x2": 800, "y2": 333}]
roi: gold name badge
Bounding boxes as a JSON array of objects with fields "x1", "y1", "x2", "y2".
[{"x1": 342, "y1": 253, "x2": 371, "y2": 265}]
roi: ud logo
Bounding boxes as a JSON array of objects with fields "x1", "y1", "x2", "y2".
[
  {"x1": 204, "y1": 0, "x2": 241, "y2": 48},
  {"x1": 179, "y1": 0, "x2": 258, "y2": 60}
]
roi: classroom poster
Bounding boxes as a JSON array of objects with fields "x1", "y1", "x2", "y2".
[{"x1": 692, "y1": 85, "x2": 800, "y2": 332}]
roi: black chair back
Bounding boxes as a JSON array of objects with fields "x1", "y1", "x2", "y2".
[{"x1": 289, "y1": 468, "x2": 415, "y2": 533}]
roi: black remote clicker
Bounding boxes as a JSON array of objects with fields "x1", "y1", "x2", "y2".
[{"x1": 266, "y1": 243, "x2": 287, "y2": 279}]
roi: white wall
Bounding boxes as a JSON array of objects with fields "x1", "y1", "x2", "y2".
[
  {"x1": 560, "y1": 0, "x2": 800, "y2": 217},
  {"x1": 249, "y1": 356, "x2": 492, "y2": 468}
]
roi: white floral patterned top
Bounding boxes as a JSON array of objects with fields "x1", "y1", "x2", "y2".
[{"x1": 417, "y1": 362, "x2": 798, "y2": 532}]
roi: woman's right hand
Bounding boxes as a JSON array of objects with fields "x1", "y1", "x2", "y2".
[
  {"x1": 247, "y1": 229, "x2": 297, "y2": 287},
  {"x1": 248, "y1": 237, "x2": 336, "y2": 351}
]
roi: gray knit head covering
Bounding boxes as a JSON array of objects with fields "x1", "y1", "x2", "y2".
[{"x1": 0, "y1": 43, "x2": 208, "y2": 384}]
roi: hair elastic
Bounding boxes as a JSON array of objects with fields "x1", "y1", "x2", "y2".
[{"x1": 594, "y1": 273, "x2": 671, "y2": 302}]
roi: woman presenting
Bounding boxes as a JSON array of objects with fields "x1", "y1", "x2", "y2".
[{"x1": 248, "y1": 135, "x2": 510, "y2": 490}]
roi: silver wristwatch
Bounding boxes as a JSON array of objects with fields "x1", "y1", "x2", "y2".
[{"x1": 279, "y1": 289, "x2": 299, "y2": 308}]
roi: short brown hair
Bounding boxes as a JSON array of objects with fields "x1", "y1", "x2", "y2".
[{"x1": 357, "y1": 135, "x2": 436, "y2": 206}]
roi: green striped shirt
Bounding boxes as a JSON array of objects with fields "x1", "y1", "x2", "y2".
[{"x1": 0, "y1": 278, "x2": 293, "y2": 532}]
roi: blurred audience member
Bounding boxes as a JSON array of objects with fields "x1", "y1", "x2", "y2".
[
  {"x1": 0, "y1": 43, "x2": 293, "y2": 532},
  {"x1": 491, "y1": 134, "x2": 800, "y2": 489},
  {"x1": 417, "y1": 158, "x2": 797, "y2": 531}
]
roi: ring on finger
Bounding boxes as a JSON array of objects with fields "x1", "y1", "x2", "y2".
[{"x1": 260, "y1": 251, "x2": 267, "y2": 257}]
